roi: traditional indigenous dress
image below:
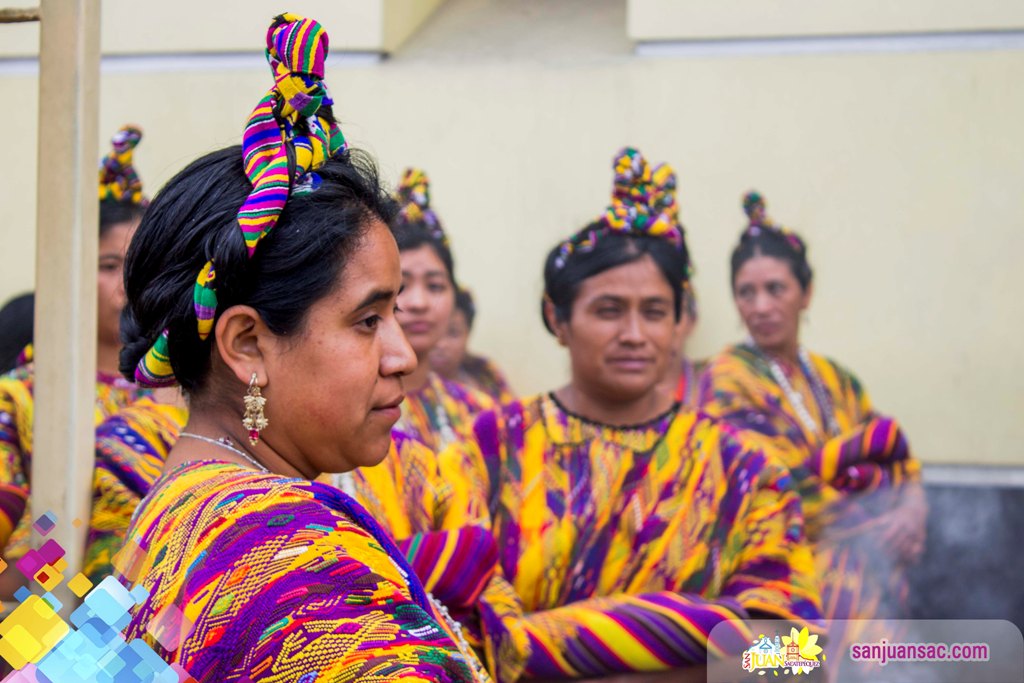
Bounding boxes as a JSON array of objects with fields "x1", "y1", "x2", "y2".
[
  {"x1": 398, "y1": 373, "x2": 494, "y2": 453},
  {"x1": 473, "y1": 393, "x2": 823, "y2": 679},
  {"x1": 455, "y1": 354, "x2": 515, "y2": 407},
  {"x1": 672, "y1": 358, "x2": 706, "y2": 408},
  {"x1": 327, "y1": 431, "x2": 528, "y2": 682},
  {"x1": 0, "y1": 350, "x2": 148, "y2": 560},
  {"x1": 84, "y1": 398, "x2": 186, "y2": 583},
  {"x1": 121, "y1": 459, "x2": 487, "y2": 682},
  {"x1": 700, "y1": 343, "x2": 922, "y2": 627}
]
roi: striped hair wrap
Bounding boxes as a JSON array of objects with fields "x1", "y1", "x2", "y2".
[
  {"x1": 98, "y1": 125, "x2": 147, "y2": 206},
  {"x1": 741, "y1": 190, "x2": 806, "y2": 254},
  {"x1": 396, "y1": 168, "x2": 448, "y2": 246},
  {"x1": 135, "y1": 13, "x2": 346, "y2": 387},
  {"x1": 554, "y1": 147, "x2": 686, "y2": 272}
]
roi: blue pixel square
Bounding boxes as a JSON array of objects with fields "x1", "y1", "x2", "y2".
[
  {"x1": 129, "y1": 584, "x2": 149, "y2": 605},
  {"x1": 13, "y1": 585, "x2": 31, "y2": 603},
  {"x1": 82, "y1": 577, "x2": 134, "y2": 627},
  {"x1": 41, "y1": 591, "x2": 62, "y2": 612}
]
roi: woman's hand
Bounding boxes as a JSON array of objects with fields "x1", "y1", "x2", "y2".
[{"x1": 877, "y1": 485, "x2": 928, "y2": 565}]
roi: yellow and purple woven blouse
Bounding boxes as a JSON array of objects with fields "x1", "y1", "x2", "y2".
[
  {"x1": 0, "y1": 353, "x2": 149, "y2": 560},
  {"x1": 700, "y1": 343, "x2": 922, "y2": 625},
  {"x1": 455, "y1": 355, "x2": 515, "y2": 408},
  {"x1": 397, "y1": 373, "x2": 495, "y2": 454},
  {"x1": 121, "y1": 460, "x2": 484, "y2": 682},
  {"x1": 84, "y1": 397, "x2": 186, "y2": 584},
  {"x1": 473, "y1": 393, "x2": 823, "y2": 678},
  {"x1": 324, "y1": 430, "x2": 529, "y2": 682}
]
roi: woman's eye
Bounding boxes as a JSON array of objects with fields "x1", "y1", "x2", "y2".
[{"x1": 361, "y1": 315, "x2": 382, "y2": 329}]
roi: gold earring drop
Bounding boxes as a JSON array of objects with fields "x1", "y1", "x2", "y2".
[{"x1": 242, "y1": 372, "x2": 268, "y2": 445}]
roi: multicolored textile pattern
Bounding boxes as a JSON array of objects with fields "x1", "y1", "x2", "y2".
[
  {"x1": 397, "y1": 373, "x2": 495, "y2": 454},
  {"x1": 135, "y1": 13, "x2": 348, "y2": 388},
  {"x1": 672, "y1": 357, "x2": 706, "y2": 408},
  {"x1": 456, "y1": 354, "x2": 515, "y2": 407},
  {"x1": 395, "y1": 168, "x2": 447, "y2": 245},
  {"x1": 324, "y1": 430, "x2": 529, "y2": 682},
  {"x1": 0, "y1": 361, "x2": 147, "y2": 560},
  {"x1": 473, "y1": 393, "x2": 823, "y2": 678},
  {"x1": 121, "y1": 459, "x2": 483, "y2": 682},
  {"x1": 553, "y1": 148, "x2": 685, "y2": 272},
  {"x1": 84, "y1": 398, "x2": 187, "y2": 584},
  {"x1": 98, "y1": 124, "x2": 147, "y2": 206},
  {"x1": 699, "y1": 343, "x2": 922, "y2": 626}
]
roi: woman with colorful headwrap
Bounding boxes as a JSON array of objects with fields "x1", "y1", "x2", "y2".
[
  {"x1": 474, "y1": 149, "x2": 822, "y2": 680},
  {"x1": 116, "y1": 14, "x2": 488, "y2": 681},
  {"x1": 430, "y1": 287, "x2": 516, "y2": 406},
  {"x1": 0, "y1": 125, "x2": 187, "y2": 596},
  {"x1": 699, "y1": 191, "x2": 927, "y2": 635},
  {"x1": 390, "y1": 168, "x2": 500, "y2": 452}
]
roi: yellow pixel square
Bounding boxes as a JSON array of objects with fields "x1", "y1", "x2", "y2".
[
  {"x1": 53, "y1": 557, "x2": 68, "y2": 573},
  {"x1": 33, "y1": 566, "x2": 62, "y2": 592},
  {"x1": 0, "y1": 624, "x2": 41, "y2": 668},
  {"x1": 0, "y1": 557, "x2": 7, "y2": 574},
  {"x1": 67, "y1": 572, "x2": 93, "y2": 598},
  {"x1": 0, "y1": 595, "x2": 69, "y2": 668}
]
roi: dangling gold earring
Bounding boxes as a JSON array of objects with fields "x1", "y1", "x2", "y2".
[{"x1": 242, "y1": 372, "x2": 268, "y2": 445}]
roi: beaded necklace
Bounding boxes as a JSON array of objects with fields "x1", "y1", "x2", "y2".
[{"x1": 749, "y1": 341, "x2": 839, "y2": 438}]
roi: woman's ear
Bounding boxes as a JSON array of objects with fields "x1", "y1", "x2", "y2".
[
  {"x1": 213, "y1": 305, "x2": 272, "y2": 386},
  {"x1": 800, "y1": 281, "x2": 814, "y2": 311},
  {"x1": 543, "y1": 298, "x2": 569, "y2": 348}
]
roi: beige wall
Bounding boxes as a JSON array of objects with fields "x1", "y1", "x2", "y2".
[
  {"x1": 1, "y1": 7, "x2": 1021, "y2": 465},
  {"x1": 0, "y1": 0, "x2": 446, "y2": 56},
  {"x1": 628, "y1": 0, "x2": 1024, "y2": 41}
]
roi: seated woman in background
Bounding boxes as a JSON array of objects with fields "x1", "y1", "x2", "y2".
[
  {"x1": 700, "y1": 191, "x2": 926, "y2": 633},
  {"x1": 0, "y1": 125, "x2": 187, "y2": 593},
  {"x1": 474, "y1": 149, "x2": 822, "y2": 681},
  {"x1": 391, "y1": 168, "x2": 496, "y2": 451},
  {"x1": 117, "y1": 14, "x2": 487, "y2": 680},
  {"x1": 430, "y1": 287, "x2": 515, "y2": 405}
]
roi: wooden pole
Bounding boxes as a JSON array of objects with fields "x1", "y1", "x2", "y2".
[
  {"x1": 31, "y1": 0, "x2": 100, "y2": 599},
  {"x1": 0, "y1": 7, "x2": 39, "y2": 23}
]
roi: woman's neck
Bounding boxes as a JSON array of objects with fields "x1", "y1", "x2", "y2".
[
  {"x1": 554, "y1": 382, "x2": 674, "y2": 427},
  {"x1": 753, "y1": 339, "x2": 800, "y2": 369},
  {"x1": 96, "y1": 341, "x2": 121, "y2": 376},
  {"x1": 164, "y1": 411, "x2": 311, "y2": 480},
  {"x1": 404, "y1": 355, "x2": 432, "y2": 393}
]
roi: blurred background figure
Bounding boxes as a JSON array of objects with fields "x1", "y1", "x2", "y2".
[
  {"x1": 477, "y1": 149, "x2": 821, "y2": 681},
  {"x1": 0, "y1": 126, "x2": 186, "y2": 599},
  {"x1": 430, "y1": 287, "x2": 515, "y2": 406},
  {"x1": 393, "y1": 168, "x2": 495, "y2": 451},
  {"x1": 701, "y1": 191, "x2": 926, "y2": 648},
  {"x1": 0, "y1": 293, "x2": 33, "y2": 376}
]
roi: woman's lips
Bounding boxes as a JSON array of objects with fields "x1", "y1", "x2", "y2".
[{"x1": 607, "y1": 357, "x2": 654, "y2": 372}]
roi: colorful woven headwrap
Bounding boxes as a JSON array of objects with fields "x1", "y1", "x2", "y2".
[
  {"x1": 98, "y1": 125, "x2": 147, "y2": 206},
  {"x1": 741, "y1": 190, "x2": 806, "y2": 254},
  {"x1": 135, "y1": 13, "x2": 347, "y2": 388},
  {"x1": 553, "y1": 147, "x2": 686, "y2": 273},
  {"x1": 395, "y1": 167, "x2": 448, "y2": 247}
]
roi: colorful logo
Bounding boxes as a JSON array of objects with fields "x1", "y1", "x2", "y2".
[{"x1": 742, "y1": 627, "x2": 824, "y2": 676}]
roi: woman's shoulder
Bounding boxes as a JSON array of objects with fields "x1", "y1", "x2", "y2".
[
  {"x1": 436, "y1": 374, "x2": 495, "y2": 413},
  {"x1": 667, "y1": 408, "x2": 790, "y2": 484}
]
